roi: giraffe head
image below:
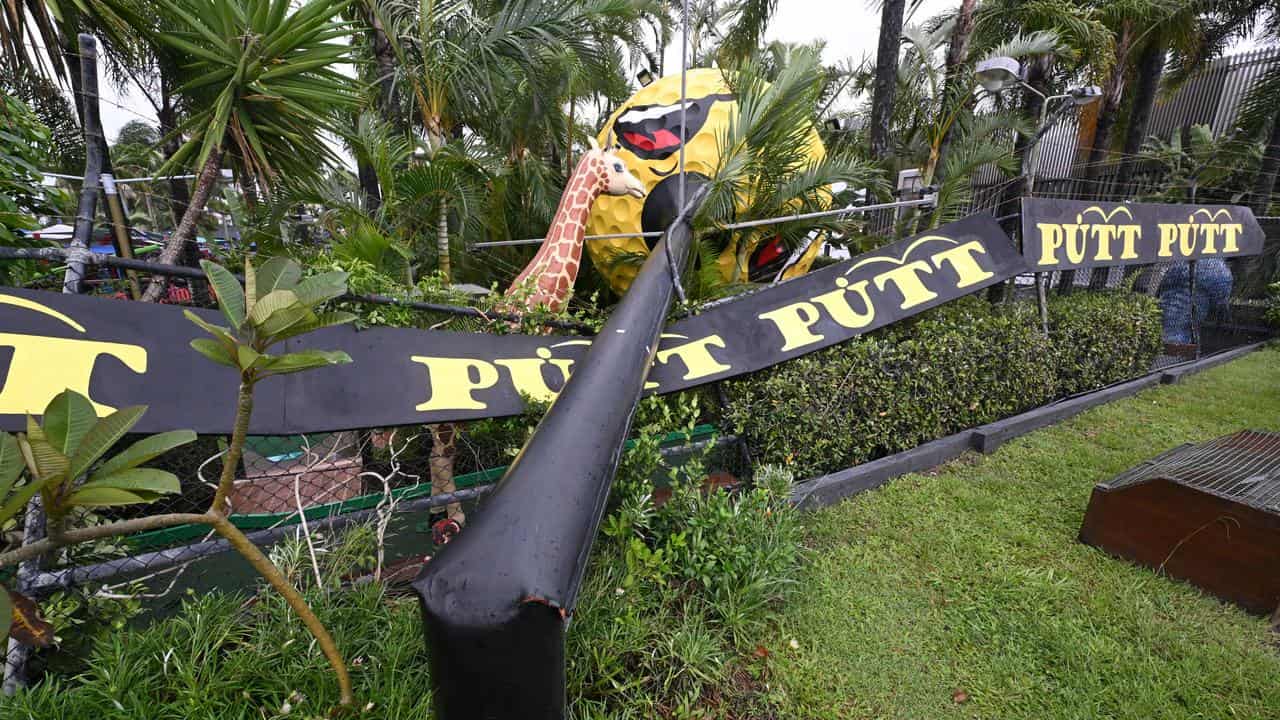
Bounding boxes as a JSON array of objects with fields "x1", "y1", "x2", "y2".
[{"x1": 587, "y1": 136, "x2": 645, "y2": 199}]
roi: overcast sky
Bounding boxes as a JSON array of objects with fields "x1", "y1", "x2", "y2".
[
  {"x1": 98, "y1": 0, "x2": 1264, "y2": 143},
  {"x1": 97, "y1": 0, "x2": 954, "y2": 142}
]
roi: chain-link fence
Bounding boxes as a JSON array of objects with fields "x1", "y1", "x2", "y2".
[{"x1": 3, "y1": 204, "x2": 1276, "y2": 687}]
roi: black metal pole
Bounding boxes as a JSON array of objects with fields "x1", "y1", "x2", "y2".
[
  {"x1": 65, "y1": 34, "x2": 105, "y2": 295},
  {"x1": 413, "y1": 182, "x2": 707, "y2": 720}
]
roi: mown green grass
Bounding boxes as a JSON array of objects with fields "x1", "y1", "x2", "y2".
[{"x1": 763, "y1": 347, "x2": 1280, "y2": 719}]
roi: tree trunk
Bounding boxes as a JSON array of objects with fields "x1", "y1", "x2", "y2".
[
  {"x1": 933, "y1": 0, "x2": 977, "y2": 184},
  {"x1": 357, "y1": 156, "x2": 383, "y2": 211},
  {"x1": 566, "y1": 98, "x2": 575, "y2": 176},
  {"x1": 869, "y1": 0, "x2": 906, "y2": 161},
  {"x1": 1250, "y1": 116, "x2": 1280, "y2": 214},
  {"x1": 1085, "y1": 22, "x2": 1134, "y2": 185},
  {"x1": 436, "y1": 199, "x2": 451, "y2": 282},
  {"x1": 141, "y1": 147, "x2": 223, "y2": 302},
  {"x1": 429, "y1": 423, "x2": 464, "y2": 523},
  {"x1": 358, "y1": 1, "x2": 399, "y2": 126},
  {"x1": 157, "y1": 80, "x2": 210, "y2": 302},
  {"x1": 1114, "y1": 40, "x2": 1166, "y2": 197}
]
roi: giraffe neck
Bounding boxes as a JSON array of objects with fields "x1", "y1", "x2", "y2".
[{"x1": 506, "y1": 153, "x2": 606, "y2": 312}]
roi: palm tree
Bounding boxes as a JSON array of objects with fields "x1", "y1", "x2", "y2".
[
  {"x1": 1082, "y1": 1, "x2": 1202, "y2": 185},
  {"x1": 105, "y1": 0, "x2": 359, "y2": 301},
  {"x1": 110, "y1": 121, "x2": 166, "y2": 229},
  {"x1": 932, "y1": 0, "x2": 977, "y2": 181},
  {"x1": 890, "y1": 23, "x2": 1055, "y2": 224},
  {"x1": 1169, "y1": 1, "x2": 1280, "y2": 212},
  {"x1": 375, "y1": 0, "x2": 641, "y2": 280},
  {"x1": 691, "y1": 50, "x2": 886, "y2": 294},
  {"x1": 870, "y1": 0, "x2": 907, "y2": 161}
]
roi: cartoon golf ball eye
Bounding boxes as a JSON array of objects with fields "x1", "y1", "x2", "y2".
[{"x1": 585, "y1": 69, "x2": 828, "y2": 295}]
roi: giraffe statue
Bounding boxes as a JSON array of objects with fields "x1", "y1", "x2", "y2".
[
  {"x1": 428, "y1": 138, "x2": 645, "y2": 543},
  {"x1": 504, "y1": 138, "x2": 646, "y2": 312}
]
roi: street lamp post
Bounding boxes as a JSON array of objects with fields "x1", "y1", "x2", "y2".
[{"x1": 974, "y1": 57, "x2": 1101, "y2": 333}]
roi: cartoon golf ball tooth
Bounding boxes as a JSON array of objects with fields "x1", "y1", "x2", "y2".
[{"x1": 586, "y1": 69, "x2": 828, "y2": 294}]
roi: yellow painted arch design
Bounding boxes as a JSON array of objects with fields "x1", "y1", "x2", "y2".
[
  {"x1": 1193, "y1": 208, "x2": 1234, "y2": 222},
  {"x1": 1081, "y1": 205, "x2": 1133, "y2": 223},
  {"x1": 0, "y1": 293, "x2": 86, "y2": 333},
  {"x1": 844, "y1": 235, "x2": 959, "y2": 275}
]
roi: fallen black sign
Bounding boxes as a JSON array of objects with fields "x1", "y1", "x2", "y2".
[
  {"x1": 1021, "y1": 197, "x2": 1264, "y2": 271},
  {"x1": 0, "y1": 214, "x2": 1022, "y2": 434}
]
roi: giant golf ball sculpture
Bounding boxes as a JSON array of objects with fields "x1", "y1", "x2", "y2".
[{"x1": 586, "y1": 68, "x2": 829, "y2": 294}]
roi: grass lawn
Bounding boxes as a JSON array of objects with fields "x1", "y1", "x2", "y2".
[{"x1": 764, "y1": 347, "x2": 1280, "y2": 720}]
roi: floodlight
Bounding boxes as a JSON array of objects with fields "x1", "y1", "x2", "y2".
[
  {"x1": 974, "y1": 56, "x2": 1021, "y2": 92},
  {"x1": 636, "y1": 68, "x2": 654, "y2": 87},
  {"x1": 1068, "y1": 85, "x2": 1103, "y2": 106}
]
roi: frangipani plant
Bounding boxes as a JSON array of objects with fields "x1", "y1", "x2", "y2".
[
  {"x1": 1, "y1": 258, "x2": 360, "y2": 708},
  {"x1": 186, "y1": 257, "x2": 354, "y2": 382},
  {"x1": 183, "y1": 256, "x2": 357, "y2": 705},
  {"x1": 1, "y1": 391, "x2": 194, "y2": 648}
]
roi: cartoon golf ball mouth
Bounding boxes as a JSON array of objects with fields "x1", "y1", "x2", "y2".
[
  {"x1": 586, "y1": 69, "x2": 827, "y2": 294},
  {"x1": 612, "y1": 93, "x2": 735, "y2": 161}
]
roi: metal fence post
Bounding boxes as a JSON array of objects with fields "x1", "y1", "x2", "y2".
[
  {"x1": 3, "y1": 497, "x2": 48, "y2": 694},
  {"x1": 65, "y1": 34, "x2": 105, "y2": 296},
  {"x1": 413, "y1": 183, "x2": 707, "y2": 720}
]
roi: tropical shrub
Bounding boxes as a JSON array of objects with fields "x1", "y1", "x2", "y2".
[
  {"x1": 1048, "y1": 291, "x2": 1163, "y2": 397},
  {"x1": 0, "y1": 257, "x2": 365, "y2": 709},
  {"x1": 1266, "y1": 281, "x2": 1280, "y2": 327},
  {"x1": 0, "y1": 92, "x2": 59, "y2": 286},
  {"x1": 725, "y1": 293, "x2": 1162, "y2": 478},
  {"x1": 1, "y1": 404, "x2": 805, "y2": 719},
  {"x1": 0, "y1": 392, "x2": 195, "y2": 648}
]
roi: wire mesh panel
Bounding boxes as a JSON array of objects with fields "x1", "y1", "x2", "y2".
[
  {"x1": 1081, "y1": 430, "x2": 1280, "y2": 615},
  {"x1": 1101, "y1": 430, "x2": 1280, "y2": 510}
]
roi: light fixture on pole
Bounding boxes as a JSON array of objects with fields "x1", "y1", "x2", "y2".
[
  {"x1": 973, "y1": 56, "x2": 1102, "y2": 335},
  {"x1": 974, "y1": 56, "x2": 1021, "y2": 92},
  {"x1": 636, "y1": 68, "x2": 654, "y2": 87},
  {"x1": 1069, "y1": 85, "x2": 1102, "y2": 105}
]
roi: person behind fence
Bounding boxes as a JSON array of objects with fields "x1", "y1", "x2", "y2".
[{"x1": 1157, "y1": 258, "x2": 1233, "y2": 346}]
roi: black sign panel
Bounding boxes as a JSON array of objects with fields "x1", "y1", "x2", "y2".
[
  {"x1": 0, "y1": 215, "x2": 1022, "y2": 434},
  {"x1": 1021, "y1": 198, "x2": 1265, "y2": 271}
]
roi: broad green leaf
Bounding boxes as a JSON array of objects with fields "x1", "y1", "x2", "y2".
[
  {"x1": 190, "y1": 338, "x2": 238, "y2": 368},
  {"x1": 64, "y1": 486, "x2": 158, "y2": 508},
  {"x1": 94, "y1": 430, "x2": 197, "y2": 479},
  {"x1": 0, "y1": 433, "x2": 21, "y2": 498},
  {"x1": 259, "y1": 306, "x2": 316, "y2": 339},
  {"x1": 0, "y1": 475, "x2": 50, "y2": 526},
  {"x1": 183, "y1": 310, "x2": 238, "y2": 345},
  {"x1": 67, "y1": 405, "x2": 148, "y2": 480},
  {"x1": 244, "y1": 257, "x2": 259, "y2": 310},
  {"x1": 247, "y1": 289, "x2": 302, "y2": 327},
  {"x1": 236, "y1": 345, "x2": 261, "y2": 370},
  {"x1": 200, "y1": 260, "x2": 246, "y2": 327},
  {"x1": 78, "y1": 468, "x2": 181, "y2": 496},
  {"x1": 270, "y1": 311, "x2": 357, "y2": 343},
  {"x1": 291, "y1": 270, "x2": 349, "y2": 307},
  {"x1": 24, "y1": 416, "x2": 68, "y2": 480},
  {"x1": 42, "y1": 391, "x2": 96, "y2": 456},
  {"x1": 258, "y1": 349, "x2": 352, "y2": 376},
  {"x1": 253, "y1": 257, "x2": 302, "y2": 299}
]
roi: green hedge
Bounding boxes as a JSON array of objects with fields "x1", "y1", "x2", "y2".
[
  {"x1": 1048, "y1": 291, "x2": 1164, "y2": 397},
  {"x1": 724, "y1": 292, "x2": 1162, "y2": 478}
]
